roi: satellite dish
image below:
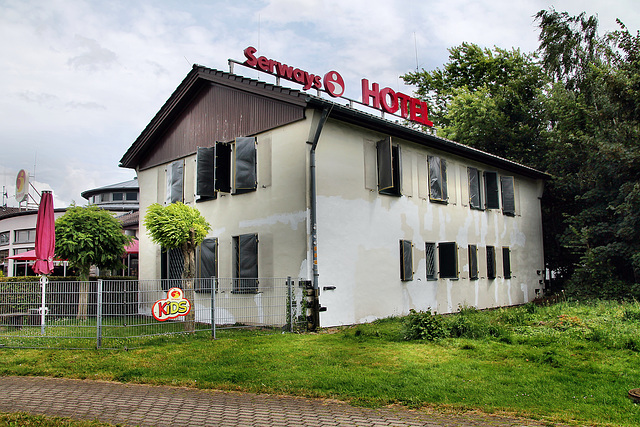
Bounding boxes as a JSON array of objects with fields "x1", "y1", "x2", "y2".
[{"x1": 15, "y1": 169, "x2": 29, "y2": 202}]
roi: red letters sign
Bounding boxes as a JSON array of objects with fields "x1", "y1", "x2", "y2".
[
  {"x1": 152, "y1": 287, "x2": 191, "y2": 321},
  {"x1": 242, "y1": 47, "x2": 432, "y2": 127},
  {"x1": 361, "y1": 79, "x2": 433, "y2": 127}
]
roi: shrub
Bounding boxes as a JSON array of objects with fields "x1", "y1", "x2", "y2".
[{"x1": 402, "y1": 309, "x2": 448, "y2": 341}]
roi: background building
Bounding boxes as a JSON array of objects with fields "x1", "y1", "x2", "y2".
[{"x1": 0, "y1": 178, "x2": 139, "y2": 277}]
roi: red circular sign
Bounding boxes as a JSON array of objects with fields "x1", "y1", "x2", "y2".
[{"x1": 323, "y1": 71, "x2": 345, "y2": 97}]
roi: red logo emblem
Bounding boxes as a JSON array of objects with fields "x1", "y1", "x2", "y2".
[{"x1": 324, "y1": 71, "x2": 345, "y2": 97}]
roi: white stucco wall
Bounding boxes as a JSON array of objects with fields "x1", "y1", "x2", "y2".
[{"x1": 313, "y1": 120, "x2": 545, "y2": 326}]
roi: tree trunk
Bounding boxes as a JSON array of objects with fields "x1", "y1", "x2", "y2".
[
  {"x1": 77, "y1": 268, "x2": 90, "y2": 321},
  {"x1": 182, "y1": 244, "x2": 196, "y2": 333}
]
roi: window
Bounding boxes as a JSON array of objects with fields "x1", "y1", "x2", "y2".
[
  {"x1": 502, "y1": 247, "x2": 512, "y2": 278},
  {"x1": 112, "y1": 192, "x2": 124, "y2": 201},
  {"x1": 197, "y1": 137, "x2": 257, "y2": 198},
  {"x1": 0, "y1": 231, "x2": 9, "y2": 246},
  {"x1": 160, "y1": 247, "x2": 183, "y2": 290},
  {"x1": 400, "y1": 240, "x2": 413, "y2": 281},
  {"x1": 125, "y1": 192, "x2": 138, "y2": 201},
  {"x1": 486, "y1": 246, "x2": 496, "y2": 279},
  {"x1": 500, "y1": 176, "x2": 516, "y2": 216},
  {"x1": 468, "y1": 167, "x2": 482, "y2": 210},
  {"x1": 484, "y1": 171, "x2": 500, "y2": 209},
  {"x1": 233, "y1": 234, "x2": 258, "y2": 293},
  {"x1": 438, "y1": 242, "x2": 458, "y2": 279},
  {"x1": 425, "y1": 242, "x2": 437, "y2": 280},
  {"x1": 196, "y1": 238, "x2": 218, "y2": 293},
  {"x1": 428, "y1": 156, "x2": 447, "y2": 202},
  {"x1": 14, "y1": 229, "x2": 35, "y2": 244},
  {"x1": 377, "y1": 137, "x2": 401, "y2": 196},
  {"x1": 166, "y1": 160, "x2": 184, "y2": 204},
  {"x1": 469, "y1": 245, "x2": 478, "y2": 280}
]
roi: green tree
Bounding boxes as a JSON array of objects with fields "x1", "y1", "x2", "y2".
[
  {"x1": 536, "y1": 10, "x2": 640, "y2": 298},
  {"x1": 55, "y1": 205, "x2": 132, "y2": 319},
  {"x1": 402, "y1": 43, "x2": 548, "y2": 168},
  {"x1": 143, "y1": 202, "x2": 210, "y2": 331}
]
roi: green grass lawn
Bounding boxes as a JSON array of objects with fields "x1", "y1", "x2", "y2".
[{"x1": 1, "y1": 300, "x2": 640, "y2": 426}]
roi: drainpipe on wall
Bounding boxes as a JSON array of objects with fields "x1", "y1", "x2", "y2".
[{"x1": 309, "y1": 105, "x2": 331, "y2": 292}]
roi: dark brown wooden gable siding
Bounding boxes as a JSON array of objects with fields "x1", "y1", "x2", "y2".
[{"x1": 139, "y1": 83, "x2": 305, "y2": 170}]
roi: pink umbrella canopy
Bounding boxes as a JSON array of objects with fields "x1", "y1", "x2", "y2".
[{"x1": 32, "y1": 191, "x2": 55, "y2": 275}]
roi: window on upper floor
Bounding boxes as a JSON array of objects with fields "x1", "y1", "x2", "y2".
[
  {"x1": 166, "y1": 159, "x2": 184, "y2": 204},
  {"x1": 377, "y1": 137, "x2": 402, "y2": 196},
  {"x1": 428, "y1": 156, "x2": 448, "y2": 203},
  {"x1": 126, "y1": 192, "x2": 138, "y2": 201},
  {"x1": 0, "y1": 231, "x2": 9, "y2": 246},
  {"x1": 197, "y1": 137, "x2": 257, "y2": 200},
  {"x1": 500, "y1": 176, "x2": 516, "y2": 216},
  {"x1": 400, "y1": 239, "x2": 413, "y2": 281},
  {"x1": 112, "y1": 192, "x2": 124, "y2": 201},
  {"x1": 14, "y1": 229, "x2": 35, "y2": 244},
  {"x1": 484, "y1": 171, "x2": 500, "y2": 210},
  {"x1": 468, "y1": 167, "x2": 482, "y2": 210}
]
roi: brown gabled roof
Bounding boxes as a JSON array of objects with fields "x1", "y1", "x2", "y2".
[{"x1": 120, "y1": 65, "x2": 548, "y2": 180}]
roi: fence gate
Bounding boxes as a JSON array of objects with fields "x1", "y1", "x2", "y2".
[{"x1": 0, "y1": 277, "x2": 305, "y2": 349}]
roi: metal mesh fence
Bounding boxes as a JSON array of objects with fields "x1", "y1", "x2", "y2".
[{"x1": 0, "y1": 277, "x2": 305, "y2": 350}]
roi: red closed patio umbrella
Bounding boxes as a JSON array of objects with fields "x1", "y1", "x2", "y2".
[
  {"x1": 32, "y1": 191, "x2": 55, "y2": 275},
  {"x1": 32, "y1": 191, "x2": 55, "y2": 334}
]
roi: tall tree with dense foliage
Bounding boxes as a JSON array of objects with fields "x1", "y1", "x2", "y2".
[
  {"x1": 55, "y1": 205, "x2": 132, "y2": 319},
  {"x1": 143, "y1": 202, "x2": 210, "y2": 331},
  {"x1": 403, "y1": 10, "x2": 640, "y2": 299}
]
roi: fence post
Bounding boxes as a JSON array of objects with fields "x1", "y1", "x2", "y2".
[
  {"x1": 287, "y1": 277, "x2": 293, "y2": 333},
  {"x1": 96, "y1": 279, "x2": 103, "y2": 349},
  {"x1": 211, "y1": 278, "x2": 216, "y2": 340}
]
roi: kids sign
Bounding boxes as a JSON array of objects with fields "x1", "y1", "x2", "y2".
[
  {"x1": 242, "y1": 46, "x2": 433, "y2": 127},
  {"x1": 152, "y1": 287, "x2": 191, "y2": 321}
]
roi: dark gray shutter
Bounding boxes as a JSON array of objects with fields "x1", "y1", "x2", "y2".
[
  {"x1": 469, "y1": 245, "x2": 478, "y2": 280},
  {"x1": 502, "y1": 247, "x2": 511, "y2": 278},
  {"x1": 235, "y1": 234, "x2": 258, "y2": 293},
  {"x1": 377, "y1": 137, "x2": 394, "y2": 192},
  {"x1": 234, "y1": 137, "x2": 257, "y2": 193},
  {"x1": 400, "y1": 240, "x2": 413, "y2": 281},
  {"x1": 501, "y1": 176, "x2": 515, "y2": 216},
  {"x1": 215, "y1": 142, "x2": 232, "y2": 193},
  {"x1": 438, "y1": 242, "x2": 458, "y2": 279},
  {"x1": 170, "y1": 160, "x2": 183, "y2": 203},
  {"x1": 196, "y1": 238, "x2": 217, "y2": 292},
  {"x1": 196, "y1": 147, "x2": 216, "y2": 199},
  {"x1": 487, "y1": 246, "x2": 496, "y2": 279},
  {"x1": 484, "y1": 172, "x2": 500, "y2": 209},
  {"x1": 468, "y1": 168, "x2": 481, "y2": 209},
  {"x1": 441, "y1": 159, "x2": 448, "y2": 201}
]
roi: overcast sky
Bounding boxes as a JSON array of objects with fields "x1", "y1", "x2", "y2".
[{"x1": 1, "y1": 0, "x2": 638, "y2": 209}]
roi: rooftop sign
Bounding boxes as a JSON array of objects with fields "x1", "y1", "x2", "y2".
[{"x1": 242, "y1": 46, "x2": 433, "y2": 127}]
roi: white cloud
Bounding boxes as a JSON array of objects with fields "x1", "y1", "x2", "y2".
[{"x1": 0, "y1": 0, "x2": 638, "y2": 208}]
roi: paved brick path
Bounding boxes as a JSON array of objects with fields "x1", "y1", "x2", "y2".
[{"x1": 0, "y1": 376, "x2": 557, "y2": 426}]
